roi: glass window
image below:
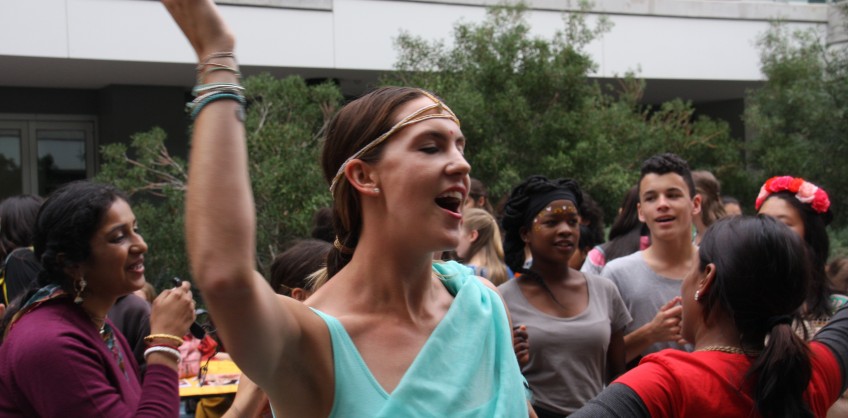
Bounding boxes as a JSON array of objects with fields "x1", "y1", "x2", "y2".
[
  {"x1": 0, "y1": 129, "x2": 23, "y2": 198},
  {"x1": 37, "y1": 130, "x2": 88, "y2": 196},
  {"x1": 0, "y1": 118, "x2": 94, "y2": 200}
]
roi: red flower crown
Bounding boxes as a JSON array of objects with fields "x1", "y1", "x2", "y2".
[{"x1": 755, "y1": 176, "x2": 831, "y2": 214}]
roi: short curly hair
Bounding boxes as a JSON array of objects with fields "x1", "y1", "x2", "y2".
[{"x1": 639, "y1": 153, "x2": 695, "y2": 198}]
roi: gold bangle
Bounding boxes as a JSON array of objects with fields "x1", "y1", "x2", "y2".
[{"x1": 144, "y1": 333, "x2": 184, "y2": 346}]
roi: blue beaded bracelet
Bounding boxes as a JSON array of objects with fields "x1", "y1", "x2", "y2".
[
  {"x1": 192, "y1": 83, "x2": 244, "y2": 96},
  {"x1": 189, "y1": 92, "x2": 246, "y2": 120}
]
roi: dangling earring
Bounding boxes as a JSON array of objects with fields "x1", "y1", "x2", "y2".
[
  {"x1": 74, "y1": 277, "x2": 87, "y2": 304},
  {"x1": 694, "y1": 290, "x2": 700, "y2": 301}
]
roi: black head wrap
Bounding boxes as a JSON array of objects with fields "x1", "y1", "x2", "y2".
[
  {"x1": 524, "y1": 189, "x2": 579, "y2": 227},
  {"x1": 501, "y1": 175, "x2": 583, "y2": 272}
]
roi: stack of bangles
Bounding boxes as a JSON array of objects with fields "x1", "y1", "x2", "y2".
[
  {"x1": 143, "y1": 333, "x2": 183, "y2": 362},
  {"x1": 185, "y1": 51, "x2": 246, "y2": 121}
]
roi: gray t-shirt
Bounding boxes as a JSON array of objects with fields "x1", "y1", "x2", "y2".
[
  {"x1": 601, "y1": 251, "x2": 692, "y2": 357},
  {"x1": 499, "y1": 273, "x2": 632, "y2": 414}
]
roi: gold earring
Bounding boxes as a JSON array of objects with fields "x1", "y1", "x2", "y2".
[{"x1": 74, "y1": 277, "x2": 87, "y2": 304}]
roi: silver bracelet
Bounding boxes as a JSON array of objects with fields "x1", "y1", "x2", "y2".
[{"x1": 143, "y1": 345, "x2": 182, "y2": 362}]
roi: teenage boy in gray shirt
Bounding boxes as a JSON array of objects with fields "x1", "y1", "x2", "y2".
[{"x1": 601, "y1": 153, "x2": 702, "y2": 366}]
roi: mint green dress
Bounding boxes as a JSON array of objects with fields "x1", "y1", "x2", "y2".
[{"x1": 304, "y1": 261, "x2": 529, "y2": 418}]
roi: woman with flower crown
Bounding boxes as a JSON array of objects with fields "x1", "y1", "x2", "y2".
[
  {"x1": 755, "y1": 176, "x2": 848, "y2": 416},
  {"x1": 161, "y1": 0, "x2": 532, "y2": 417},
  {"x1": 755, "y1": 176, "x2": 841, "y2": 328}
]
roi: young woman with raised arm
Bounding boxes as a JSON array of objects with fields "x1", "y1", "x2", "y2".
[{"x1": 163, "y1": 1, "x2": 532, "y2": 416}]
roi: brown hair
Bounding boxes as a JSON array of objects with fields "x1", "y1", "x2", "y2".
[
  {"x1": 461, "y1": 208, "x2": 508, "y2": 285},
  {"x1": 693, "y1": 170, "x2": 726, "y2": 227},
  {"x1": 468, "y1": 178, "x2": 495, "y2": 214},
  {"x1": 269, "y1": 239, "x2": 331, "y2": 296},
  {"x1": 827, "y1": 256, "x2": 848, "y2": 295},
  {"x1": 320, "y1": 87, "x2": 430, "y2": 279}
]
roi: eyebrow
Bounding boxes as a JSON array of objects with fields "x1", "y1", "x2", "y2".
[
  {"x1": 642, "y1": 186, "x2": 685, "y2": 195},
  {"x1": 104, "y1": 219, "x2": 136, "y2": 235},
  {"x1": 419, "y1": 128, "x2": 465, "y2": 143}
]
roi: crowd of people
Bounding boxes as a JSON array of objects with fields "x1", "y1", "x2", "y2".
[{"x1": 0, "y1": 0, "x2": 847, "y2": 416}]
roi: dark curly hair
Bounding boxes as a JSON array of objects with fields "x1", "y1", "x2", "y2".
[
  {"x1": 639, "y1": 153, "x2": 696, "y2": 198},
  {"x1": 501, "y1": 175, "x2": 583, "y2": 274}
]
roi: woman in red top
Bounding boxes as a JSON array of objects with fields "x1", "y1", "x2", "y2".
[{"x1": 573, "y1": 215, "x2": 847, "y2": 417}]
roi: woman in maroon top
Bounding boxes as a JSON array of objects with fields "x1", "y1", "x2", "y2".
[{"x1": 0, "y1": 181, "x2": 196, "y2": 417}]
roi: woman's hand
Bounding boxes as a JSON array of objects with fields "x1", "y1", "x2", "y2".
[
  {"x1": 161, "y1": 0, "x2": 235, "y2": 60},
  {"x1": 150, "y1": 281, "x2": 196, "y2": 337}
]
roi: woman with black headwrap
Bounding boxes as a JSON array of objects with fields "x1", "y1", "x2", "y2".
[{"x1": 499, "y1": 175, "x2": 632, "y2": 417}]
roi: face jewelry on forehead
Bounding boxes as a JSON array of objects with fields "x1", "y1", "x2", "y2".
[
  {"x1": 328, "y1": 90, "x2": 461, "y2": 194},
  {"x1": 533, "y1": 204, "x2": 578, "y2": 231},
  {"x1": 544, "y1": 204, "x2": 578, "y2": 215}
]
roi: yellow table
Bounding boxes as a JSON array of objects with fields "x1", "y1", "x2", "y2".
[{"x1": 179, "y1": 359, "x2": 241, "y2": 398}]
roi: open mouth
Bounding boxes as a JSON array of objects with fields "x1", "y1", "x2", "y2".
[
  {"x1": 128, "y1": 260, "x2": 144, "y2": 272},
  {"x1": 435, "y1": 191, "x2": 463, "y2": 214},
  {"x1": 555, "y1": 240, "x2": 574, "y2": 249},
  {"x1": 656, "y1": 216, "x2": 675, "y2": 224}
]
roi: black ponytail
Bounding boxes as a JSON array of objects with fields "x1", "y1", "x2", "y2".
[{"x1": 698, "y1": 216, "x2": 814, "y2": 418}]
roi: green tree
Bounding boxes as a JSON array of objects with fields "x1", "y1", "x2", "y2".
[
  {"x1": 745, "y1": 7, "x2": 848, "y2": 227},
  {"x1": 385, "y1": 2, "x2": 741, "y2": 220},
  {"x1": 98, "y1": 75, "x2": 341, "y2": 289}
]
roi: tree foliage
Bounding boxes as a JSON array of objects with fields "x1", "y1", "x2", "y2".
[
  {"x1": 745, "y1": 7, "x2": 848, "y2": 226},
  {"x1": 98, "y1": 75, "x2": 340, "y2": 288},
  {"x1": 384, "y1": 2, "x2": 740, "y2": 220}
]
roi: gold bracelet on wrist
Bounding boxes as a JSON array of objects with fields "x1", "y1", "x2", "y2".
[{"x1": 144, "y1": 333, "x2": 184, "y2": 346}]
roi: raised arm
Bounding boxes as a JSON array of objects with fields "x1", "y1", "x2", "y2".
[{"x1": 162, "y1": 0, "x2": 320, "y2": 384}]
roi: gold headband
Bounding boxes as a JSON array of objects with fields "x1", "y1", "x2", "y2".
[{"x1": 329, "y1": 90, "x2": 460, "y2": 194}]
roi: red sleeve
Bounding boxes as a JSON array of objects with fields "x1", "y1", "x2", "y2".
[
  {"x1": 807, "y1": 342, "x2": 843, "y2": 415},
  {"x1": 614, "y1": 355, "x2": 680, "y2": 417}
]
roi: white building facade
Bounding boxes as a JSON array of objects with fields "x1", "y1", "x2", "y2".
[{"x1": 0, "y1": 0, "x2": 835, "y2": 198}]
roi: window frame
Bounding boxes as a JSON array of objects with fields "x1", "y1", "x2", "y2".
[{"x1": 0, "y1": 114, "x2": 97, "y2": 198}]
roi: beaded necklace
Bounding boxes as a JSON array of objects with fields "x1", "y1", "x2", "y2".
[
  {"x1": 696, "y1": 345, "x2": 760, "y2": 355},
  {"x1": 85, "y1": 311, "x2": 128, "y2": 380},
  {"x1": 101, "y1": 322, "x2": 129, "y2": 380}
]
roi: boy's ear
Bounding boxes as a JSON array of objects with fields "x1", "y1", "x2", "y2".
[
  {"x1": 637, "y1": 202, "x2": 645, "y2": 223},
  {"x1": 344, "y1": 159, "x2": 380, "y2": 197},
  {"x1": 691, "y1": 193, "x2": 703, "y2": 216}
]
